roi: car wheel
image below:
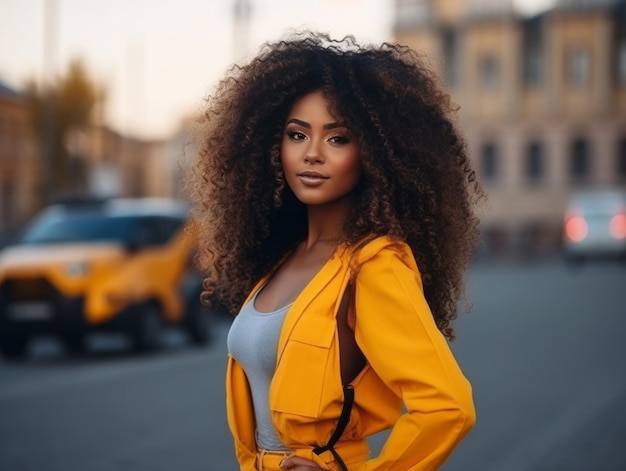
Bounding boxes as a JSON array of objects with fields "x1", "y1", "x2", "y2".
[
  {"x1": 0, "y1": 334, "x2": 29, "y2": 360},
  {"x1": 185, "y1": 301, "x2": 211, "y2": 346},
  {"x1": 62, "y1": 333, "x2": 85, "y2": 355},
  {"x1": 131, "y1": 303, "x2": 163, "y2": 352}
]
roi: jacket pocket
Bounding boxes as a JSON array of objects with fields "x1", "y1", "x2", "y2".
[{"x1": 271, "y1": 314, "x2": 335, "y2": 418}]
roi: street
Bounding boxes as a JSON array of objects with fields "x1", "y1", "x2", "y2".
[
  {"x1": 444, "y1": 257, "x2": 626, "y2": 471},
  {"x1": 1, "y1": 257, "x2": 625, "y2": 471}
]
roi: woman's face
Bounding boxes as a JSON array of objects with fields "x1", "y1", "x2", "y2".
[{"x1": 280, "y1": 90, "x2": 361, "y2": 208}]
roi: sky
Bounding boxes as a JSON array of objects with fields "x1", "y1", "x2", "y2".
[{"x1": 0, "y1": 0, "x2": 554, "y2": 140}]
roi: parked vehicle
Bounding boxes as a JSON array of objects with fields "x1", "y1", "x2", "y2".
[
  {"x1": 0, "y1": 197, "x2": 210, "y2": 359},
  {"x1": 563, "y1": 188, "x2": 626, "y2": 263}
]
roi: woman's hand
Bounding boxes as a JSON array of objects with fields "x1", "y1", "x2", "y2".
[{"x1": 279, "y1": 456, "x2": 327, "y2": 470}]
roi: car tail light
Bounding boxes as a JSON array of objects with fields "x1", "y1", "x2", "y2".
[
  {"x1": 609, "y1": 211, "x2": 626, "y2": 239},
  {"x1": 564, "y1": 212, "x2": 588, "y2": 242}
]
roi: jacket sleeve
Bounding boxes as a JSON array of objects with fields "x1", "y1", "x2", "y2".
[
  {"x1": 225, "y1": 355, "x2": 259, "y2": 471},
  {"x1": 353, "y1": 244, "x2": 476, "y2": 471}
]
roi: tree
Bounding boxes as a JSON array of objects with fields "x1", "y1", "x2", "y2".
[{"x1": 26, "y1": 58, "x2": 103, "y2": 202}]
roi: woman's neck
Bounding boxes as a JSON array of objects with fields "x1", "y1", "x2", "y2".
[{"x1": 303, "y1": 199, "x2": 352, "y2": 251}]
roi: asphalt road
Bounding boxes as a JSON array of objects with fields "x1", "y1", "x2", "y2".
[
  {"x1": 1, "y1": 257, "x2": 625, "y2": 471},
  {"x1": 443, "y1": 257, "x2": 626, "y2": 471}
]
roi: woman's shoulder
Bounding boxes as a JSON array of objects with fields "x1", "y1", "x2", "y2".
[{"x1": 348, "y1": 235, "x2": 416, "y2": 269}]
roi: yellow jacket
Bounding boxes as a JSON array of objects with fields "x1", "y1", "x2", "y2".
[{"x1": 225, "y1": 236, "x2": 476, "y2": 470}]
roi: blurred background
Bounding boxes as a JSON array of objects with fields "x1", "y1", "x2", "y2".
[{"x1": 1, "y1": 0, "x2": 625, "y2": 470}]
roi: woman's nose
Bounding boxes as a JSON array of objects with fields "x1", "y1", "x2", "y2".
[{"x1": 304, "y1": 140, "x2": 323, "y2": 163}]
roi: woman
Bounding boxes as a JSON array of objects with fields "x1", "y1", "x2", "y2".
[{"x1": 189, "y1": 32, "x2": 483, "y2": 471}]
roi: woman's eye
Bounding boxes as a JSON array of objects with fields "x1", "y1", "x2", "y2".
[
  {"x1": 287, "y1": 131, "x2": 307, "y2": 141},
  {"x1": 329, "y1": 135, "x2": 349, "y2": 144}
]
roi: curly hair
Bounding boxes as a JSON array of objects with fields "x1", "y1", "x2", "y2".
[{"x1": 188, "y1": 32, "x2": 483, "y2": 341}]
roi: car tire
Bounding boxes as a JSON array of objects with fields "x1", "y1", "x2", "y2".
[
  {"x1": 131, "y1": 303, "x2": 163, "y2": 352},
  {"x1": 62, "y1": 333, "x2": 85, "y2": 355},
  {"x1": 185, "y1": 301, "x2": 212, "y2": 346},
  {"x1": 0, "y1": 334, "x2": 29, "y2": 360}
]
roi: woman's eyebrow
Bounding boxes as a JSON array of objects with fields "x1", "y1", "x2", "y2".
[
  {"x1": 286, "y1": 118, "x2": 310, "y2": 128},
  {"x1": 323, "y1": 122, "x2": 343, "y2": 130},
  {"x1": 285, "y1": 118, "x2": 344, "y2": 130}
]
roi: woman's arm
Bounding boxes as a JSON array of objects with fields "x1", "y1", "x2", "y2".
[{"x1": 354, "y1": 244, "x2": 476, "y2": 471}]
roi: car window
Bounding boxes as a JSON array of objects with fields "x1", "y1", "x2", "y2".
[
  {"x1": 162, "y1": 217, "x2": 185, "y2": 241},
  {"x1": 20, "y1": 213, "x2": 141, "y2": 245},
  {"x1": 131, "y1": 216, "x2": 184, "y2": 247},
  {"x1": 571, "y1": 191, "x2": 626, "y2": 215}
]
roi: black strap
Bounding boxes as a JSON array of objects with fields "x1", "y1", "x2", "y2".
[{"x1": 313, "y1": 384, "x2": 355, "y2": 471}]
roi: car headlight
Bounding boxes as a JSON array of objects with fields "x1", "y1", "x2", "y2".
[{"x1": 65, "y1": 261, "x2": 89, "y2": 277}]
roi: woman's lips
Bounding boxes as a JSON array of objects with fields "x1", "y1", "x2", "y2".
[{"x1": 297, "y1": 171, "x2": 328, "y2": 186}]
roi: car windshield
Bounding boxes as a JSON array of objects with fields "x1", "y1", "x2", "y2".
[{"x1": 19, "y1": 213, "x2": 142, "y2": 245}]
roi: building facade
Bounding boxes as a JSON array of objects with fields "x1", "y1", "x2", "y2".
[
  {"x1": 83, "y1": 125, "x2": 171, "y2": 199},
  {"x1": 0, "y1": 79, "x2": 179, "y2": 247},
  {"x1": 0, "y1": 81, "x2": 40, "y2": 244},
  {"x1": 395, "y1": 0, "x2": 626, "y2": 253}
]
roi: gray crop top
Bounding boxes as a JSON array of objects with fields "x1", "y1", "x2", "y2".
[{"x1": 226, "y1": 288, "x2": 291, "y2": 451}]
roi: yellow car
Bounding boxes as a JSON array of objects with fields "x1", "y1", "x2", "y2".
[{"x1": 0, "y1": 197, "x2": 210, "y2": 359}]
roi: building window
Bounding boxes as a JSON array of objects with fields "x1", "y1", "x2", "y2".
[
  {"x1": 523, "y1": 17, "x2": 543, "y2": 88},
  {"x1": 568, "y1": 46, "x2": 590, "y2": 88},
  {"x1": 526, "y1": 46, "x2": 543, "y2": 87},
  {"x1": 0, "y1": 118, "x2": 5, "y2": 155},
  {"x1": 1, "y1": 179, "x2": 13, "y2": 229},
  {"x1": 443, "y1": 28, "x2": 459, "y2": 88},
  {"x1": 480, "y1": 55, "x2": 500, "y2": 91},
  {"x1": 619, "y1": 41, "x2": 626, "y2": 86},
  {"x1": 570, "y1": 138, "x2": 590, "y2": 182},
  {"x1": 7, "y1": 124, "x2": 17, "y2": 160},
  {"x1": 526, "y1": 142, "x2": 544, "y2": 184},
  {"x1": 618, "y1": 138, "x2": 626, "y2": 181},
  {"x1": 615, "y1": 3, "x2": 626, "y2": 87},
  {"x1": 481, "y1": 142, "x2": 498, "y2": 182}
]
